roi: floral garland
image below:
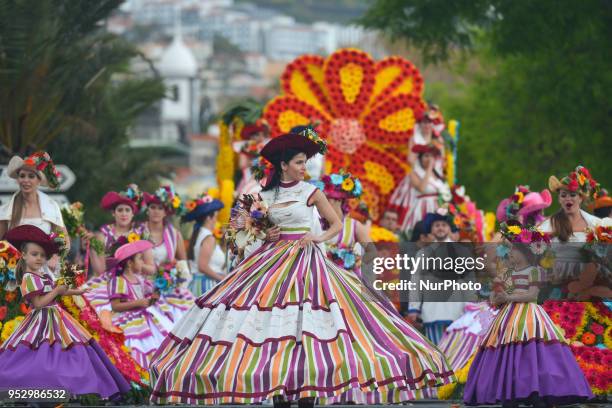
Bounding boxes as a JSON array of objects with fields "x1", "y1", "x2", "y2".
[
  {"x1": 263, "y1": 48, "x2": 426, "y2": 218},
  {"x1": 23, "y1": 151, "x2": 61, "y2": 189},
  {"x1": 558, "y1": 165, "x2": 600, "y2": 197}
]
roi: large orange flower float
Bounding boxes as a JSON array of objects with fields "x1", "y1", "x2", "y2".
[{"x1": 263, "y1": 48, "x2": 426, "y2": 219}]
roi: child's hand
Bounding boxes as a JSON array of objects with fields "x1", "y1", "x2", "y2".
[
  {"x1": 55, "y1": 285, "x2": 69, "y2": 296},
  {"x1": 138, "y1": 298, "x2": 151, "y2": 308},
  {"x1": 71, "y1": 288, "x2": 89, "y2": 296}
]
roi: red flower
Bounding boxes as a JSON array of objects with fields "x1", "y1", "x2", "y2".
[
  {"x1": 569, "y1": 172, "x2": 577, "y2": 180},
  {"x1": 581, "y1": 332, "x2": 596, "y2": 345},
  {"x1": 581, "y1": 167, "x2": 591, "y2": 179},
  {"x1": 589, "y1": 179, "x2": 597, "y2": 189},
  {"x1": 591, "y1": 322, "x2": 604, "y2": 335},
  {"x1": 20, "y1": 303, "x2": 31, "y2": 314},
  {"x1": 0, "y1": 305, "x2": 7, "y2": 321},
  {"x1": 568, "y1": 179, "x2": 579, "y2": 192}
]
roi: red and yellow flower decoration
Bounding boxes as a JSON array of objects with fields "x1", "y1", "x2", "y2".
[{"x1": 263, "y1": 48, "x2": 426, "y2": 219}]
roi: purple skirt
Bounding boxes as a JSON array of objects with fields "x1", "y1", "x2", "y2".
[
  {"x1": 0, "y1": 341, "x2": 130, "y2": 399},
  {"x1": 464, "y1": 340, "x2": 593, "y2": 405}
]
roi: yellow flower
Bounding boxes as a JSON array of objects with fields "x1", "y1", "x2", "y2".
[
  {"x1": 516, "y1": 191, "x2": 524, "y2": 204},
  {"x1": 127, "y1": 232, "x2": 140, "y2": 243},
  {"x1": 507, "y1": 225, "x2": 522, "y2": 235},
  {"x1": 437, "y1": 382, "x2": 457, "y2": 400},
  {"x1": 539, "y1": 254, "x2": 554, "y2": 269},
  {"x1": 172, "y1": 196, "x2": 181, "y2": 209},
  {"x1": 7, "y1": 258, "x2": 17, "y2": 268},
  {"x1": 341, "y1": 178, "x2": 355, "y2": 191},
  {"x1": 1, "y1": 316, "x2": 24, "y2": 343},
  {"x1": 578, "y1": 173, "x2": 586, "y2": 186}
]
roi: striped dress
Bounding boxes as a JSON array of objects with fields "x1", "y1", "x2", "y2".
[
  {"x1": 108, "y1": 274, "x2": 174, "y2": 369},
  {"x1": 149, "y1": 181, "x2": 454, "y2": 404},
  {"x1": 82, "y1": 223, "x2": 147, "y2": 314},
  {"x1": 325, "y1": 217, "x2": 361, "y2": 276},
  {"x1": 0, "y1": 271, "x2": 130, "y2": 398},
  {"x1": 464, "y1": 266, "x2": 593, "y2": 405},
  {"x1": 150, "y1": 222, "x2": 195, "y2": 320}
]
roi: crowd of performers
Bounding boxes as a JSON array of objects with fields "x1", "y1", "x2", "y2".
[{"x1": 0, "y1": 118, "x2": 610, "y2": 406}]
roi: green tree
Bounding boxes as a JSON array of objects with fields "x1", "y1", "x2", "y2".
[
  {"x1": 1, "y1": 0, "x2": 168, "y2": 226},
  {"x1": 360, "y1": 0, "x2": 612, "y2": 210}
]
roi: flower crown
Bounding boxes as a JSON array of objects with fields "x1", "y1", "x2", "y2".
[
  {"x1": 23, "y1": 151, "x2": 61, "y2": 189},
  {"x1": 320, "y1": 170, "x2": 363, "y2": 199},
  {"x1": 297, "y1": 126, "x2": 328, "y2": 155},
  {"x1": 558, "y1": 166, "x2": 600, "y2": 197},
  {"x1": 504, "y1": 185, "x2": 532, "y2": 221},
  {"x1": 185, "y1": 193, "x2": 216, "y2": 212},
  {"x1": 151, "y1": 185, "x2": 185, "y2": 215},
  {"x1": 120, "y1": 183, "x2": 143, "y2": 207},
  {"x1": 251, "y1": 156, "x2": 275, "y2": 182}
]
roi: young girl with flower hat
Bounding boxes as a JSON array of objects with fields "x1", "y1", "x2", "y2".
[
  {"x1": 183, "y1": 193, "x2": 226, "y2": 297},
  {"x1": 0, "y1": 225, "x2": 130, "y2": 399},
  {"x1": 108, "y1": 239, "x2": 174, "y2": 369},
  {"x1": 82, "y1": 184, "x2": 153, "y2": 331},
  {"x1": 463, "y1": 224, "x2": 593, "y2": 407},
  {"x1": 314, "y1": 171, "x2": 370, "y2": 276},
  {"x1": 142, "y1": 185, "x2": 194, "y2": 320}
]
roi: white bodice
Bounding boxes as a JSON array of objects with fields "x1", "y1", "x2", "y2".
[
  {"x1": 19, "y1": 217, "x2": 52, "y2": 234},
  {"x1": 193, "y1": 227, "x2": 225, "y2": 275},
  {"x1": 259, "y1": 181, "x2": 317, "y2": 230},
  {"x1": 152, "y1": 243, "x2": 169, "y2": 265},
  {"x1": 412, "y1": 166, "x2": 447, "y2": 195}
]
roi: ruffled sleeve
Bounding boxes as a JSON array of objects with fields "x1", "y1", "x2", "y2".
[
  {"x1": 108, "y1": 275, "x2": 130, "y2": 300},
  {"x1": 20, "y1": 273, "x2": 52, "y2": 302}
]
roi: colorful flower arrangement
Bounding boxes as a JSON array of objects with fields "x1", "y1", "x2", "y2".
[
  {"x1": 226, "y1": 194, "x2": 274, "y2": 256},
  {"x1": 61, "y1": 202, "x2": 105, "y2": 255},
  {"x1": 147, "y1": 185, "x2": 185, "y2": 216},
  {"x1": 240, "y1": 140, "x2": 266, "y2": 159},
  {"x1": 263, "y1": 48, "x2": 426, "y2": 218},
  {"x1": 251, "y1": 156, "x2": 275, "y2": 182},
  {"x1": 121, "y1": 183, "x2": 144, "y2": 209},
  {"x1": 153, "y1": 261, "x2": 190, "y2": 294},
  {"x1": 557, "y1": 165, "x2": 600, "y2": 197},
  {"x1": 583, "y1": 218, "x2": 611, "y2": 268},
  {"x1": 370, "y1": 225, "x2": 399, "y2": 243},
  {"x1": 0, "y1": 315, "x2": 24, "y2": 343},
  {"x1": 56, "y1": 263, "x2": 86, "y2": 288},
  {"x1": 23, "y1": 151, "x2": 61, "y2": 189},
  {"x1": 327, "y1": 243, "x2": 359, "y2": 271},
  {"x1": 0, "y1": 241, "x2": 20, "y2": 290},
  {"x1": 319, "y1": 171, "x2": 363, "y2": 199},
  {"x1": 544, "y1": 300, "x2": 612, "y2": 394}
]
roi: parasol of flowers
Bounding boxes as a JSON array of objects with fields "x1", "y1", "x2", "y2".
[{"x1": 263, "y1": 48, "x2": 426, "y2": 220}]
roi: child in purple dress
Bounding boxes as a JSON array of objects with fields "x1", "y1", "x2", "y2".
[{"x1": 0, "y1": 225, "x2": 130, "y2": 399}]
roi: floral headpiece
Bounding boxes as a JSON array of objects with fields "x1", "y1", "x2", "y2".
[
  {"x1": 120, "y1": 184, "x2": 143, "y2": 208},
  {"x1": 318, "y1": 170, "x2": 363, "y2": 200},
  {"x1": 23, "y1": 151, "x2": 61, "y2": 189},
  {"x1": 549, "y1": 165, "x2": 600, "y2": 198},
  {"x1": 499, "y1": 220, "x2": 552, "y2": 253},
  {"x1": 503, "y1": 185, "x2": 531, "y2": 221},
  {"x1": 251, "y1": 156, "x2": 275, "y2": 182},
  {"x1": 296, "y1": 126, "x2": 328, "y2": 155},
  {"x1": 145, "y1": 185, "x2": 185, "y2": 215}
]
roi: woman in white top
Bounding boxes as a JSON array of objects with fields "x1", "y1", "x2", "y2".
[
  {"x1": 0, "y1": 152, "x2": 69, "y2": 280},
  {"x1": 539, "y1": 166, "x2": 609, "y2": 298},
  {"x1": 183, "y1": 194, "x2": 226, "y2": 297}
]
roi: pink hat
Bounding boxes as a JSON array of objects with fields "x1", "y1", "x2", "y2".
[
  {"x1": 496, "y1": 198, "x2": 512, "y2": 222},
  {"x1": 518, "y1": 189, "x2": 552, "y2": 217},
  {"x1": 114, "y1": 240, "x2": 153, "y2": 263}
]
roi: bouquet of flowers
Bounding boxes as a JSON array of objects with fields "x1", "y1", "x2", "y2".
[
  {"x1": 327, "y1": 243, "x2": 359, "y2": 271},
  {"x1": 56, "y1": 262, "x2": 86, "y2": 288},
  {"x1": 0, "y1": 241, "x2": 20, "y2": 291},
  {"x1": 583, "y1": 218, "x2": 611, "y2": 269},
  {"x1": 153, "y1": 261, "x2": 180, "y2": 294},
  {"x1": 61, "y1": 202, "x2": 105, "y2": 255},
  {"x1": 226, "y1": 194, "x2": 274, "y2": 256},
  {"x1": 50, "y1": 231, "x2": 69, "y2": 258}
]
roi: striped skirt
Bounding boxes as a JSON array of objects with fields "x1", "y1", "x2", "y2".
[
  {"x1": 464, "y1": 302, "x2": 593, "y2": 405},
  {"x1": 149, "y1": 236, "x2": 454, "y2": 404}
]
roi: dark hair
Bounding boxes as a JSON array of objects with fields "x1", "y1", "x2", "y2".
[
  {"x1": 9, "y1": 191, "x2": 24, "y2": 229},
  {"x1": 594, "y1": 206, "x2": 612, "y2": 218},
  {"x1": 411, "y1": 221, "x2": 426, "y2": 242},
  {"x1": 550, "y1": 209, "x2": 573, "y2": 242},
  {"x1": 261, "y1": 148, "x2": 305, "y2": 192},
  {"x1": 187, "y1": 212, "x2": 217, "y2": 260}
]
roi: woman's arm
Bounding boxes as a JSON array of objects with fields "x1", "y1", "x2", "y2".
[
  {"x1": 175, "y1": 229, "x2": 187, "y2": 261},
  {"x1": 86, "y1": 231, "x2": 107, "y2": 276},
  {"x1": 355, "y1": 220, "x2": 377, "y2": 264},
  {"x1": 111, "y1": 297, "x2": 150, "y2": 312},
  {"x1": 408, "y1": 167, "x2": 432, "y2": 193},
  {"x1": 198, "y1": 236, "x2": 225, "y2": 281},
  {"x1": 306, "y1": 190, "x2": 341, "y2": 244},
  {"x1": 141, "y1": 248, "x2": 157, "y2": 275}
]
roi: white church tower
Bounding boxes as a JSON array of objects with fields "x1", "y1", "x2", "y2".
[{"x1": 157, "y1": 14, "x2": 200, "y2": 143}]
